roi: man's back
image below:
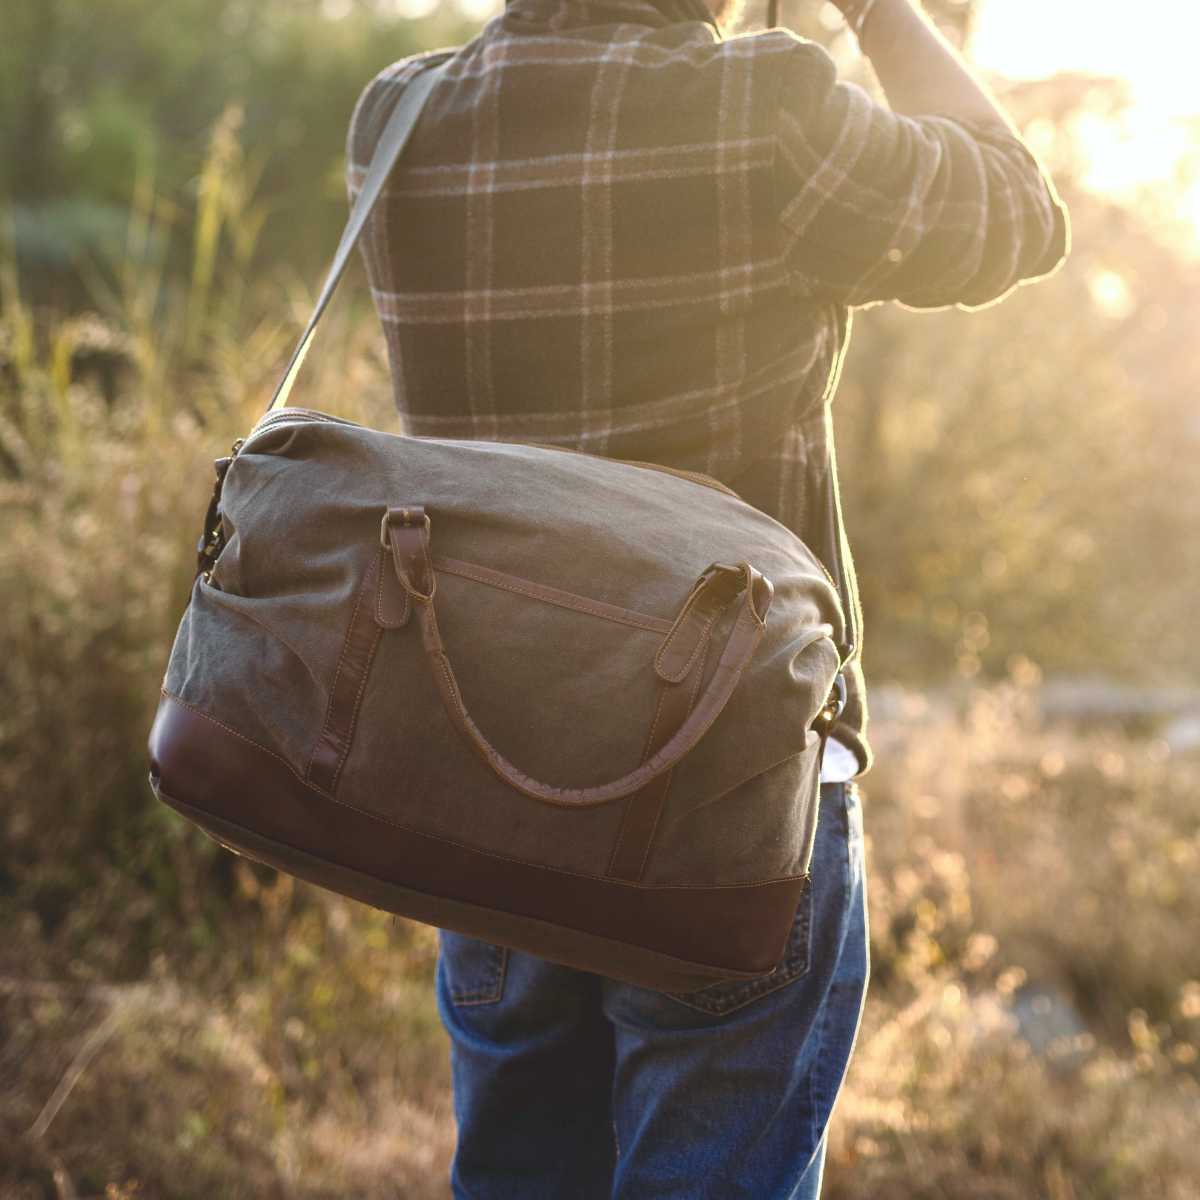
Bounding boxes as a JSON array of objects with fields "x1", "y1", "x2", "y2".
[
  {"x1": 347, "y1": 0, "x2": 1067, "y2": 773},
  {"x1": 347, "y1": 0, "x2": 848, "y2": 481}
]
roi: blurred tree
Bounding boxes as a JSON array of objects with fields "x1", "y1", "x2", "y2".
[
  {"x1": 836, "y1": 72, "x2": 1200, "y2": 684},
  {"x1": 0, "y1": 0, "x2": 476, "y2": 302}
]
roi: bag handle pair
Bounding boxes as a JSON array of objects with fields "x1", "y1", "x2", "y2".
[
  {"x1": 262, "y1": 51, "x2": 858, "y2": 667},
  {"x1": 382, "y1": 506, "x2": 774, "y2": 806}
]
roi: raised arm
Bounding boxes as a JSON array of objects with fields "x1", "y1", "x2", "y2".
[{"x1": 775, "y1": 2, "x2": 1070, "y2": 311}]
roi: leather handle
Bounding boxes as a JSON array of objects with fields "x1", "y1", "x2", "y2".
[{"x1": 381, "y1": 507, "x2": 773, "y2": 808}]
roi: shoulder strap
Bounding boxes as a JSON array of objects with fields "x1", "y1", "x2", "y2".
[{"x1": 265, "y1": 60, "x2": 450, "y2": 415}]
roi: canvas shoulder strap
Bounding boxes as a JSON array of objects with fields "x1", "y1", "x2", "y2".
[{"x1": 265, "y1": 59, "x2": 451, "y2": 415}]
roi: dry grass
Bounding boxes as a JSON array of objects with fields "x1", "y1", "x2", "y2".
[
  {"x1": 822, "y1": 690, "x2": 1200, "y2": 1200},
  {"x1": 2, "y1": 691, "x2": 1195, "y2": 1199}
]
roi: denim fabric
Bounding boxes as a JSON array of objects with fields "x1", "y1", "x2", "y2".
[{"x1": 436, "y1": 780, "x2": 869, "y2": 1199}]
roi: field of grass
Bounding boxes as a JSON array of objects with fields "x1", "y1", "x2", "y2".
[
  {"x1": 1, "y1": 159, "x2": 1197, "y2": 1197},
  {"x1": 3, "y1": 679, "x2": 1197, "y2": 1198}
]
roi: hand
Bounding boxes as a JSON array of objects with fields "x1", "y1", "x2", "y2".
[
  {"x1": 827, "y1": 0, "x2": 889, "y2": 32},
  {"x1": 828, "y1": 0, "x2": 908, "y2": 13}
]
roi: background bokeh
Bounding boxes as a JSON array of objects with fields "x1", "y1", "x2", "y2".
[{"x1": 2, "y1": 1, "x2": 1197, "y2": 1196}]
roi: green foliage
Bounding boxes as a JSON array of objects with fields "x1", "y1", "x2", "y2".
[{"x1": 0, "y1": 0, "x2": 476, "y2": 302}]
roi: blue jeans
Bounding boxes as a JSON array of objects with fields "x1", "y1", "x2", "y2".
[{"x1": 436, "y1": 781, "x2": 869, "y2": 1199}]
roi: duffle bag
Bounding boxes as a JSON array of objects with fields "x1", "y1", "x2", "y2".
[{"x1": 147, "y1": 60, "x2": 853, "y2": 993}]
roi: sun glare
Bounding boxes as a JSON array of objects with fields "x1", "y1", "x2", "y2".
[
  {"x1": 971, "y1": 0, "x2": 1195, "y2": 97},
  {"x1": 972, "y1": 0, "x2": 1200, "y2": 242},
  {"x1": 1186, "y1": 180, "x2": 1200, "y2": 234}
]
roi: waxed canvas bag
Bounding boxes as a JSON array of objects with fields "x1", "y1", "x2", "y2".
[{"x1": 147, "y1": 60, "x2": 854, "y2": 993}]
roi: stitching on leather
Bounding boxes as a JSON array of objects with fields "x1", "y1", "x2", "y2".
[
  {"x1": 160, "y1": 784, "x2": 778, "y2": 979},
  {"x1": 376, "y1": 546, "x2": 409, "y2": 628},
  {"x1": 636, "y1": 779, "x2": 669, "y2": 876},
  {"x1": 306, "y1": 555, "x2": 373, "y2": 783},
  {"x1": 665, "y1": 878, "x2": 814, "y2": 1014},
  {"x1": 634, "y1": 638, "x2": 711, "y2": 881},
  {"x1": 162, "y1": 693, "x2": 806, "y2": 891},
  {"x1": 435, "y1": 654, "x2": 466, "y2": 720},
  {"x1": 328, "y1": 626, "x2": 382, "y2": 793},
  {"x1": 161, "y1": 690, "x2": 334, "y2": 799},
  {"x1": 655, "y1": 605, "x2": 718, "y2": 682},
  {"x1": 606, "y1": 814, "x2": 633, "y2": 877},
  {"x1": 641, "y1": 686, "x2": 669, "y2": 763},
  {"x1": 433, "y1": 555, "x2": 672, "y2": 635},
  {"x1": 606, "y1": 686, "x2": 670, "y2": 876}
]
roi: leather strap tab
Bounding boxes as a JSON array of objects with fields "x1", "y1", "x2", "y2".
[
  {"x1": 655, "y1": 563, "x2": 747, "y2": 683},
  {"x1": 382, "y1": 505, "x2": 435, "y2": 601},
  {"x1": 375, "y1": 544, "x2": 410, "y2": 629}
]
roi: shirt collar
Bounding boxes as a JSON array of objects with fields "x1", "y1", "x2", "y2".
[{"x1": 502, "y1": 0, "x2": 721, "y2": 38}]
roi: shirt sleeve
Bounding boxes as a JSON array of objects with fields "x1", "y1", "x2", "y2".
[{"x1": 774, "y1": 41, "x2": 1070, "y2": 310}]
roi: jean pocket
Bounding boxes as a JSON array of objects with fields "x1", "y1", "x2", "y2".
[
  {"x1": 663, "y1": 878, "x2": 814, "y2": 1016},
  {"x1": 440, "y1": 933, "x2": 509, "y2": 1006}
]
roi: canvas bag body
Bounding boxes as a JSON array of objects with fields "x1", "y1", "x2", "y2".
[{"x1": 147, "y1": 61, "x2": 853, "y2": 994}]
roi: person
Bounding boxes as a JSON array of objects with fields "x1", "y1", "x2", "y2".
[{"x1": 346, "y1": 0, "x2": 1068, "y2": 1194}]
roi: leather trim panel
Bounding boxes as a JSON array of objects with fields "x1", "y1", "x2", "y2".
[{"x1": 149, "y1": 692, "x2": 804, "y2": 977}]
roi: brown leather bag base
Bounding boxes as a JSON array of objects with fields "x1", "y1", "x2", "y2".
[{"x1": 153, "y1": 741, "x2": 809, "y2": 994}]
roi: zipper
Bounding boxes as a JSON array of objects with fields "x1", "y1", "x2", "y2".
[
  {"x1": 237, "y1": 407, "x2": 361, "y2": 455},
  {"x1": 238, "y1": 410, "x2": 740, "y2": 499},
  {"x1": 227, "y1": 410, "x2": 849, "y2": 665},
  {"x1": 236, "y1": 413, "x2": 842, "y2": 613},
  {"x1": 255, "y1": 407, "x2": 359, "y2": 431}
]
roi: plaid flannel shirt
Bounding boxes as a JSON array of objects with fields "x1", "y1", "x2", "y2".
[{"x1": 347, "y1": 0, "x2": 1070, "y2": 773}]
